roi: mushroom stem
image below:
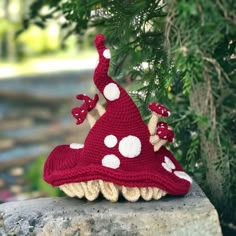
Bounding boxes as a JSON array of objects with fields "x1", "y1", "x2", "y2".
[
  {"x1": 154, "y1": 139, "x2": 167, "y2": 152},
  {"x1": 86, "y1": 113, "x2": 96, "y2": 128},
  {"x1": 149, "y1": 135, "x2": 160, "y2": 145},
  {"x1": 95, "y1": 102, "x2": 105, "y2": 116},
  {"x1": 148, "y1": 114, "x2": 159, "y2": 135}
]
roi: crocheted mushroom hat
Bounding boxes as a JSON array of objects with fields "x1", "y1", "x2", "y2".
[{"x1": 43, "y1": 34, "x2": 192, "y2": 202}]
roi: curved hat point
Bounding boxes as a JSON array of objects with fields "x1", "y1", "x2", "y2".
[{"x1": 94, "y1": 34, "x2": 106, "y2": 48}]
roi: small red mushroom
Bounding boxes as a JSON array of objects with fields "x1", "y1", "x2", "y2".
[
  {"x1": 148, "y1": 103, "x2": 170, "y2": 135},
  {"x1": 148, "y1": 103, "x2": 170, "y2": 117},
  {"x1": 72, "y1": 100, "x2": 97, "y2": 128},
  {"x1": 149, "y1": 121, "x2": 169, "y2": 145},
  {"x1": 71, "y1": 103, "x2": 88, "y2": 125},
  {"x1": 76, "y1": 94, "x2": 105, "y2": 116},
  {"x1": 153, "y1": 125, "x2": 175, "y2": 152},
  {"x1": 76, "y1": 94, "x2": 99, "y2": 111},
  {"x1": 157, "y1": 121, "x2": 168, "y2": 129}
]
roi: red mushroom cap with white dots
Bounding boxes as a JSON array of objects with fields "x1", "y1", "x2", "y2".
[
  {"x1": 157, "y1": 121, "x2": 168, "y2": 129},
  {"x1": 76, "y1": 94, "x2": 99, "y2": 112},
  {"x1": 156, "y1": 126, "x2": 175, "y2": 142},
  {"x1": 71, "y1": 103, "x2": 88, "y2": 125},
  {"x1": 148, "y1": 103, "x2": 170, "y2": 117}
]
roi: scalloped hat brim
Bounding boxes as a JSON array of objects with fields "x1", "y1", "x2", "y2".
[{"x1": 44, "y1": 144, "x2": 191, "y2": 195}]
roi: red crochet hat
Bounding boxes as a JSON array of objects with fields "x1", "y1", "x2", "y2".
[{"x1": 44, "y1": 34, "x2": 192, "y2": 202}]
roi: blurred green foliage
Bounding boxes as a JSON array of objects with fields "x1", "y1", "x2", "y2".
[
  {"x1": 17, "y1": 24, "x2": 60, "y2": 55},
  {"x1": 26, "y1": 156, "x2": 64, "y2": 197},
  {"x1": 0, "y1": 0, "x2": 81, "y2": 61}
]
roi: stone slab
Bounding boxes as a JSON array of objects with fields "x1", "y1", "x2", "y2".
[{"x1": 0, "y1": 181, "x2": 222, "y2": 236}]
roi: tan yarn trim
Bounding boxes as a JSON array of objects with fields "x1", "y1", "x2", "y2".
[
  {"x1": 149, "y1": 135, "x2": 160, "y2": 145},
  {"x1": 59, "y1": 180, "x2": 167, "y2": 202},
  {"x1": 154, "y1": 139, "x2": 167, "y2": 152},
  {"x1": 95, "y1": 102, "x2": 105, "y2": 116},
  {"x1": 86, "y1": 102, "x2": 105, "y2": 128},
  {"x1": 148, "y1": 114, "x2": 159, "y2": 135},
  {"x1": 86, "y1": 113, "x2": 96, "y2": 128}
]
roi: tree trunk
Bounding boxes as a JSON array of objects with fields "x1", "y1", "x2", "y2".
[
  {"x1": 2, "y1": 0, "x2": 17, "y2": 61},
  {"x1": 189, "y1": 82, "x2": 227, "y2": 210}
]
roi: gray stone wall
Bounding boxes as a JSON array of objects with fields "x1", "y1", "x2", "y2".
[{"x1": 0, "y1": 181, "x2": 222, "y2": 236}]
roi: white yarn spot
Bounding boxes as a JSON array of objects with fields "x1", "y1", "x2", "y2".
[
  {"x1": 103, "y1": 83, "x2": 120, "y2": 101},
  {"x1": 119, "y1": 135, "x2": 141, "y2": 158},
  {"x1": 174, "y1": 171, "x2": 192, "y2": 183},
  {"x1": 103, "y1": 49, "x2": 111, "y2": 59},
  {"x1": 104, "y1": 135, "x2": 118, "y2": 148},
  {"x1": 102, "y1": 154, "x2": 120, "y2": 169},
  {"x1": 70, "y1": 143, "x2": 84, "y2": 149},
  {"x1": 162, "y1": 162, "x2": 172, "y2": 173},
  {"x1": 164, "y1": 156, "x2": 176, "y2": 170}
]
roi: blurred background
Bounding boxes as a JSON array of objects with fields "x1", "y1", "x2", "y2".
[
  {"x1": 0, "y1": 0, "x2": 235, "y2": 235},
  {"x1": 0, "y1": 0, "x2": 97, "y2": 202}
]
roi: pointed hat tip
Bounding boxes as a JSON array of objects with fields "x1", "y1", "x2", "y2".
[{"x1": 94, "y1": 34, "x2": 106, "y2": 48}]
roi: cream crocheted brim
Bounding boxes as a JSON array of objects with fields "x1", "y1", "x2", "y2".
[{"x1": 59, "y1": 180, "x2": 167, "y2": 202}]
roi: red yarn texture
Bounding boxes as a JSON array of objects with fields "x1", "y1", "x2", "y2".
[{"x1": 44, "y1": 34, "x2": 191, "y2": 196}]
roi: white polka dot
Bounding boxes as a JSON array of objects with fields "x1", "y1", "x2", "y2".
[
  {"x1": 119, "y1": 135, "x2": 141, "y2": 158},
  {"x1": 102, "y1": 154, "x2": 120, "y2": 169},
  {"x1": 164, "y1": 156, "x2": 175, "y2": 170},
  {"x1": 104, "y1": 135, "x2": 118, "y2": 148},
  {"x1": 174, "y1": 171, "x2": 192, "y2": 183},
  {"x1": 103, "y1": 49, "x2": 111, "y2": 59},
  {"x1": 103, "y1": 83, "x2": 120, "y2": 101},
  {"x1": 70, "y1": 143, "x2": 84, "y2": 149},
  {"x1": 162, "y1": 162, "x2": 172, "y2": 172}
]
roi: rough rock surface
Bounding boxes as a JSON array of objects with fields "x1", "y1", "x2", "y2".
[{"x1": 0, "y1": 181, "x2": 222, "y2": 236}]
